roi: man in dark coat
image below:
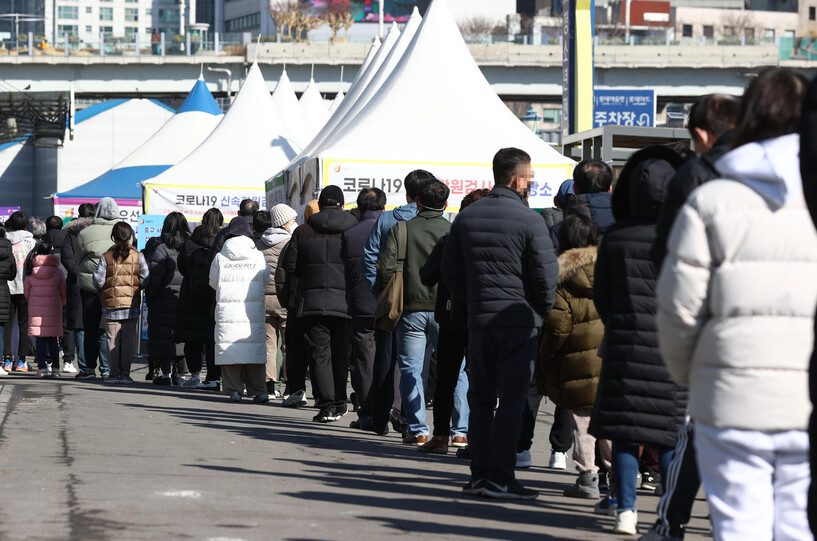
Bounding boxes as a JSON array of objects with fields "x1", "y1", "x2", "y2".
[
  {"x1": 281, "y1": 186, "x2": 357, "y2": 423},
  {"x1": 60, "y1": 203, "x2": 96, "y2": 375},
  {"x1": 342, "y1": 187, "x2": 386, "y2": 430},
  {"x1": 644, "y1": 93, "x2": 739, "y2": 541},
  {"x1": 443, "y1": 147, "x2": 558, "y2": 500},
  {"x1": 0, "y1": 230, "x2": 16, "y2": 375}
]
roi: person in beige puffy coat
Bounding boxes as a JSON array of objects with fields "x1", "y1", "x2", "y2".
[{"x1": 656, "y1": 68, "x2": 816, "y2": 541}]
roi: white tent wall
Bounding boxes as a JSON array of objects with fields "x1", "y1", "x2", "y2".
[
  {"x1": 304, "y1": 0, "x2": 575, "y2": 211},
  {"x1": 57, "y1": 100, "x2": 174, "y2": 193}
]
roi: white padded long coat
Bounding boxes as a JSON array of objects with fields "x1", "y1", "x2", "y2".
[
  {"x1": 656, "y1": 134, "x2": 817, "y2": 431},
  {"x1": 209, "y1": 235, "x2": 270, "y2": 366}
]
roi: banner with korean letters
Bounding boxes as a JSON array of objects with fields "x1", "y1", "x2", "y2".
[
  {"x1": 54, "y1": 197, "x2": 142, "y2": 226},
  {"x1": 143, "y1": 184, "x2": 266, "y2": 222},
  {"x1": 323, "y1": 159, "x2": 574, "y2": 211}
]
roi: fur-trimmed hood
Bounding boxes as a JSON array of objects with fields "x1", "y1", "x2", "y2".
[
  {"x1": 557, "y1": 246, "x2": 597, "y2": 297},
  {"x1": 63, "y1": 217, "x2": 93, "y2": 233}
]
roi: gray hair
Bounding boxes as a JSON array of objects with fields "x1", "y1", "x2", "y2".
[{"x1": 29, "y1": 218, "x2": 46, "y2": 239}]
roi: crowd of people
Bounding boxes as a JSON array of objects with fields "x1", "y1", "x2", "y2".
[{"x1": 0, "y1": 66, "x2": 816, "y2": 540}]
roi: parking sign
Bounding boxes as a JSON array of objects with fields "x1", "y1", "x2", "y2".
[{"x1": 593, "y1": 89, "x2": 656, "y2": 128}]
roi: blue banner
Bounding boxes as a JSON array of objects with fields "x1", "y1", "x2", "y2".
[
  {"x1": 593, "y1": 89, "x2": 656, "y2": 128},
  {"x1": 137, "y1": 214, "x2": 164, "y2": 251}
]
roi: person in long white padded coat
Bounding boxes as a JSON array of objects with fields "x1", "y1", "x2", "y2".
[
  {"x1": 209, "y1": 217, "x2": 270, "y2": 403},
  {"x1": 656, "y1": 68, "x2": 816, "y2": 541}
]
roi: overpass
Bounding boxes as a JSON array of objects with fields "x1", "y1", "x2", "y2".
[{"x1": 0, "y1": 42, "x2": 814, "y2": 103}]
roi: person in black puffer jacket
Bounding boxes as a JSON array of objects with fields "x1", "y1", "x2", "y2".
[
  {"x1": 589, "y1": 146, "x2": 688, "y2": 535},
  {"x1": 281, "y1": 185, "x2": 358, "y2": 422},
  {"x1": 146, "y1": 212, "x2": 190, "y2": 386},
  {"x1": 0, "y1": 226, "x2": 17, "y2": 374},
  {"x1": 60, "y1": 204, "x2": 96, "y2": 374},
  {"x1": 176, "y1": 208, "x2": 223, "y2": 389}
]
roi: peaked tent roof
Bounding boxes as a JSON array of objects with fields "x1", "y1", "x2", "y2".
[
  {"x1": 144, "y1": 63, "x2": 300, "y2": 189},
  {"x1": 349, "y1": 36, "x2": 381, "y2": 89},
  {"x1": 318, "y1": 0, "x2": 574, "y2": 166},
  {"x1": 57, "y1": 78, "x2": 224, "y2": 200},
  {"x1": 299, "y1": 79, "x2": 330, "y2": 135},
  {"x1": 272, "y1": 69, "x2": 314, "y2": 149},
  {"x1": 328, "y1": 91, "x2": 344, "y2": 115}
]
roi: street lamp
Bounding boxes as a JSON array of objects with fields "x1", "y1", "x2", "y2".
[{"x1": 521, "y1": 106, "x2": 541, "y2": 134}]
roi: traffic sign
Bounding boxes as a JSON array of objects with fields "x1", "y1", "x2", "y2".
[{"x1": 593, "y1": 89, "x2": 656, "y2": 128}]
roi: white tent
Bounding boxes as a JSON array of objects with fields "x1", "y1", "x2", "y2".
[
  {"x1": 144, "y1": 63, "x2": 301, "y2": 221},
  {"x1": 299, "y1": 79, "x2": 330, "y2": 135},
  {"x1": 283, "y1": 0, "x2": 574, "y2": 210},
  {"x1": 328, "y1": 91, "x2": 345, "y2": 115},
  {"x1": 272, "y1": 69, "x2": 314, "y2": 149}
]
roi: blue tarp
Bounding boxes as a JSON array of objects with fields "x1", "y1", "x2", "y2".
[
  {"x1": 58, "y1": 165, "x2": 170, "y2": 199},
  {"x1": 176, "y1": 79, "x2": 222, "y2": 116}
]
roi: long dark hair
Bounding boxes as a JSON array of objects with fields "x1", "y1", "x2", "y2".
[
  {"x1": 557, "y1": 214, "x2": 599, "y2": 255},
  {"x1": 24, "y1": 242, "x2": 52, "y2": 276},
  {"x1": 160, "y1": 212, "x2": 191, "y2": 251},
  {"x1": 110, "y1": 222, "x2": 135, "y2": 262},
  {"x1": 199, "y1": 208, "x2": 223, "y2": 238},
  {"x1": 732, "y1": 68, "x2": 808, "y2": 149}
]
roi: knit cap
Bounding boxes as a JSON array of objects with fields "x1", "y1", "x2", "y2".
[
  {"x1": 318, "y1": 185, "x2": 344, "y2": 209},
  {"x1": 270, "y1": 204, "x2": 297, "y2": 228}
]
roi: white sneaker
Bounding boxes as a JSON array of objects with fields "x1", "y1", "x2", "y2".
[
  {"x1": 62, "y1": 362, "x2": 78, "y2": 374},
  {"x1": 0, "y1": 366, "x2": 8, "y2": 376},
  {"x1": 183, "y1": 375, "x2": 201, "y2": 388},
  {"x1": 614, "y1": 509, "x2": 638, "y2": 535},
  {"x1": 282, "y1": 389, "x2": 307, "y2": 407},
  {"x1": 548, "y1": 450, "x2": 567, "y2": 470},
  {"x1": 515, "y1": 449, "x2": 532, "y2": 468}
]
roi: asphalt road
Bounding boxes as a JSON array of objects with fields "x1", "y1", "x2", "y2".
[{"x1": 0, "y1": 361, "x2": 712, "y2": 540}]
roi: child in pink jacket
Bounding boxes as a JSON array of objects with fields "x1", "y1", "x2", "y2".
[{"x1": 23, "y1": 243, "x2": 66, "y2": 377}]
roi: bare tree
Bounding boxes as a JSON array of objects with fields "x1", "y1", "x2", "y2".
[
  {"x1": 322, "y1": 0, "x2": 352, "y2": 43},
  {"x1": 269, "y1": 0, "x2": 300, "y2": 41},
  {"x1": 459, "y1": 16, "x2": 497, "y2": 38},
  {"x1": 721, "y1": 10, "x2": 757, "y2": 42}
]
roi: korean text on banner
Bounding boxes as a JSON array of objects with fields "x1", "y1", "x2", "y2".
[
  {"x1": 144, "y1": 184, "x2": 266, "y2": 222},
  {"x1": 324, "y1": 160, "x2": 573, "y2": 210},
  {"x1": 53, "y1": 197, "x2": 142, "y2": 226},
  {"x1": 0, "y1": 207, "x2": 20, "y2": 224},
  {"x1": 137, "y1": 214, "x2": 164, "y2": 340}
]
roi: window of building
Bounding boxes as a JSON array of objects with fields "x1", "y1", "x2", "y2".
[
  {"x1": 99, "y1": 7, "x2": 113, "y2": 20},
  {"x1": 85, "y1": 25, "x2": 92, "y2": 32},
  {"x1": 158, "y1": 8, "x2": 179, "y2": 24},
  {"x1": 682, "y1": 24, "x2": 692, "y2": 37},
  {"x1": 784, "y1": 29, "x2": 795, "y2": 38},
  {"x1": 85, "y1": 6, "x2": 92, "y2": 13},
  {"x1": 225, "y1": 13, "x2": 260, "y2": 32},
  {"x1": 57, "y1": 24, "x2": 78, "y2": 36},
  {"x1": 763, "y1": 28, "x2": 775, "y2": 40},
  {"x1": 723, "y1": 25, "x2": 735, "y2": 37},
  {"x1": 703, "y1": 25, "x2": 714, "y2": 38},
  {"x1": 58, "y1": 6, "x2": 79, "y2": 19},
  {"x1": 100, "y1": 25, "x2": 113, "y2": 35},
  {"x1": 125, "y1": 26, "x2": 138, "y2": 35},
  {"x1": 145, "y1": 27, "x2": 152, "y2": 33},
  {"x1": 745, "y1": 28, "x2": 755, "y2": 40},
  {"x1": 125, "y1": 8, "x2": 138, "y2": 21},
  {"x1": 811, "y1": 6, "x2": 816, "y2": 20},
  {"x1": 145, "y1": 8, "x2": 152, "y2": 15}
]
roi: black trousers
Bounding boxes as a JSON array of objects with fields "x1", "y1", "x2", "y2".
[
  {"x1": 4, "y1": 294, "x2": 30, "y2": 360},
  {"x1": 284, "y1": 315, "x2": 307, "y2": 395},
  {"x1": 80, "y1": 290, "x2": 103, "y2": 371},
  {"x1": 432, "y1": 323, "x2": 468, "y2": 437},
  {"x1": 655, "y1": 417, "x2": 701, "y2": 539},
  {"x1": 350, "y1": 316, "x2": 376, "y2": 418},
  {"x1": 62, "y1": 328, "x2": 76, "y2": 364},
  {"x1": 184, "y1": 341, "x2": 215, "y2": 376},
  {"x1": 517, "y1": 381, "x2": 544, "y2": 452},
  {"x1": 549, "y1": 406, "x2": 574, "y2": 453},
  {"x1": 303, "y1": 316, "x2": 351, "y2": 410},
  {"x1": 469, "y1": 327, "x2": 537, "y2": 485},
  {"x1": 369, "y1": 328, "x2": 404, "y2": 431}
]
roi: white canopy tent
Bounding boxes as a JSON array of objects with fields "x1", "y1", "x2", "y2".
[
  {"x1": 299, "y1": 79, "x2": 331, "y2": 135},
  {"x1": 280, "y1": 0, "x2": 574, "y2": 211},
  {"x1": 328, "y1": 91, "x2": 345, "y2": 115},
  {"x1": 272, "y1": 69, "x2": 314, "y2": 150},
  {"x1": 144, "y1": 63, "x2": 301, "y2": 221}
]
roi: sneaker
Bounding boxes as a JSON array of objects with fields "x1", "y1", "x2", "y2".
[
  {"x1": 641, "y1": 468, "x2": 661, "y2": 491},
  {"x1": 0, "y1": 366, "x2": 7, "y2": 376},
  {"x1": 75, "y1": 371, "x2": 96, "y2": 380},
  {"x1": 653, "y1": 484, "x2": 664, "y2": 497},
  {"x1": 548, "y1": 450, "x2": 567, "y2": 470},
  {"x1": 350, "y1": 392, "x2": 360, "y2": 412},
  {"x1": 152, "y1": 375, "x2": 171, "y2": 386},
  {"x1": 456, "y1": 446, "x2": 471, "y2": 460},
  {"x1": 614, "y1": 509, "x2": 638, "y2": 535},
  {"x1": 563, "y1": 472, "x2": 601, "y2": 499},
  {"x1": 183, "y1": 375, "x2": 201, "y2": 388},
  {"x1": 389, "y1": 407, "x2": 404, "y2": 434},
  {"x1": 599, "y1": 471, "x2": 610, "y2": 493},
  {"x1": 333, "y1": 402, "x2": 348, "y2": 419},
  {"x1": 230, "y1": 391, "x2": 242, "y2": 402},
  {"x1": 270, "y1": 389, "x2": 282, "y2": 399},
  {"x1": 45, "y1": 364, "x2": 53, "y2": 375},
  {"x1": 253, "y1": 393, "x2": 270, "y2": 404},
  {"x1": 120, "y1": 375, "x2": 134, "y2": 385},
  {"x1": 37, "y1": 368, "x2": 49, "y2": 377},
  {"x1": 282, "y1": 389, "x2": 307, "y2": 408},
  {"x1": 14, "y1": 359, "x2": 28, "y2": 372},
  {"x1": 62, "y1": 362, "x2": 77, "y2": 374},
  {"x1": 103, "y1": 375, "x2": 121, "y2": 384},
  {"x1": 481, "y1": 479, "x2": 539, "y2": 501},
  {"x1": 171, "y1": 374, "x2": 184, "y2": 386},
  {"x1": 462, "y1": 478, "x2": 487, "y2": 496},
  {"x1": 100, "y1": 371, "x2": 110, "y2": 379},
  {"x1": 637, "y1": 526, "x2": 682, "y2": 541},
  {"x1": 197, "y1": 379, "x2": 220, "y2": 390},
  {"x1": 516, "y1": 449, "x2": 532, "y2": 468},
  {"x1": 418, "y1": 436, "x2": 449, "y2": 455},
  {"x1": 2, "y1": 358, "x2": 11, "y2": 372},
  {"x1": 313, "y1": 406, "x2": 337, "y2": 423},
  {"x1": 595, "y1": 496, "x2": 618, "y2": 516},
  {"x1": 451, "y1": 435, "x2": 468, "y2": 448}
]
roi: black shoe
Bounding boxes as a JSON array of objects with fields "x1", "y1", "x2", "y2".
[
  {"x1": 313, "y1": 407, "x2": 337, "y2": 423},
  {"x1": 425, "y1": 398, "x2": 434, "y2": 409},
  {"x1": 266, "y1": 380, "x2": 276, "y2": 394},
  {"x1": 363, "y1": 423, "x2": 389, "y2": 436},
  {"x1": 171, "y1": 374, "x2": 184, "y2": 386},
  {"x1": 641, "y1": 468, "x2": 661, "y2": 491},
  {"x1": 389, "y1": 407, "x2": 403, "y2": 434},
  {"x1": 334, "y1": 402, "x2": 348, "y2": 420},
  {"x1": 598, "y1": 471, "x2": 610, "y2": 493},
  {"x1": 463, "y1": 478, "x2": 487, "y2": 496},
  {"x1": 350, "y1": 392, "x2": 360, "y2": 412},
  {"x1": 481, "y1": 479, "x2": 538, "y2": 500},
  {"x1": 152, "y1": 375, "x2": 171, "y2": 386},
  {"x1": 456, "y1": 446, "x2": 471, "y2": 460},
  {"x1": 75, "y1": 371, "x2": 96, "y2": 380}
]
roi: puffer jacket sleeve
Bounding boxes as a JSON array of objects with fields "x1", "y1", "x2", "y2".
[
  {"x1": 274, "y1": 241, "x2": 291, "y2": 306},
  {"x1": 59, "y1": 274, "x2": 66, "y2": 306},
  {"x1": 655, "y1": 201, "x2": 713, "y2": 384},
  {"x1": 374, "y1": 224, "x2": 398, "y2": 296},
  {"x1": 523, "y1": 222, "x2": 559, "y2": 317},
  {"x1": 209, "y1": 253, "x2": 220, "y2": 290},
  {"x1": 61, "y1": 233, "x2": 78, "y2": 277},
  {"x1": 282, "y1": 230, "x2": 299, "y2": 276},
  {"x1": 24, "y1": 275, "x2": 31, "y2": 301},
  {"x1": 145, "y1": 246, "x2": 169, "y2": 305},
  {"x1": 536, "y1": 289, "x2": 572, "y2": 393},
  {"x1": 362, "y1": 218, "x2": 383, "y2": 293}
]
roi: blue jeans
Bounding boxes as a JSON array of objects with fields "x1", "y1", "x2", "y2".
[
  {"x1": 613, "y1": 442, "x2": 674, "y2": 511},
  {"x1": 75, "y1": 330, "x2": 86, "y2": 369},
  {"x1": 75, "y1": 330, "x2": 107, "y2": 374},
  {"x1": 35, "y1": 337, "x2": 60, "y2": 370},
  {"x1": 451, "y1": 362, "x2": 469, "y2": 437},
  {"x1": 395, "y1": 311, "x2": 439, "y2": 437}
]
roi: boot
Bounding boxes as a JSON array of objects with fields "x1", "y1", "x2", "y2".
[
  {"x1": 145, "y1": 358, "x2": 159, "y2": 381},
  {"x1": 563, "y1": 472, "x2": 600, "y2": 499}
]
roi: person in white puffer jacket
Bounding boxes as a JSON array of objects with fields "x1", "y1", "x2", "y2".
[
  {"x1": 656, "y1": 68, "x2": 816, "y2": 541},
  {"x1": 209, "y1": 217, "x2": 270, "y2": 404}
]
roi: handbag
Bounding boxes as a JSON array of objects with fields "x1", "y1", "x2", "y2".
[{"x1": 375, "y1": 220, "x2": 407, "y2": 331}]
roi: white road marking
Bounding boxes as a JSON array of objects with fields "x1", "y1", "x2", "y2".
[{"x1": 158, "y1": 490, "x2": 202, "y2": 498}]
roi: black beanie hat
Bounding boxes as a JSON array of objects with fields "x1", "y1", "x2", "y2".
[{"x1": 318, "y1": 185, "x2": 344, "y2": 209}]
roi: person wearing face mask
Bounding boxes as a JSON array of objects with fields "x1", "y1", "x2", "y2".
[{"x1": 253, "y1": 204, "x2": 298, "y2": 399}]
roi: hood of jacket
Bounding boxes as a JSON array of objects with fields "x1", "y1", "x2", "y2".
[
  {"x1": 359, "y1": 209, "x2": 383, "y2": 222},
  {"x1": 95, "y1": 197, "x2": 120, "y2": 220},
  {"x1": 5, "y1": 229, "x2": 33, "y2": 245},
  {"x1": 715, "y1": 133, "x2": 801, "y2": 209},
  {"x1": 557, "y1": 246, "x2": 596, "y2": 297},
  {"x1": 190, "y1": 226, "x2": 216, "y2": 248},
  {"x1": 392, "y1": 202, "x2": 418, "y2": 221},
  {"x1": 613, "y1": 146, "x2": 684, "y2": 222},
  {"x1": 221, "y1": 235, "x2": 257, "y2": 261},
  {"x1": 257, "y1": 227, "x2": 291, "y2": 248},
  {"x1": 31, "y1": 255, "x2": 60, "y2": 279},
  {"x1": 307, "y1": 208, "x2": 356, "y2": 234},
  {"x1": 63, "y1": 217, "x2": 93, "y2": 233}
]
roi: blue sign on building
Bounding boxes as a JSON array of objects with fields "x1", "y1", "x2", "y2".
[{"x1": 593, "y1": 89, "x2": 656, "y2": 128}]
